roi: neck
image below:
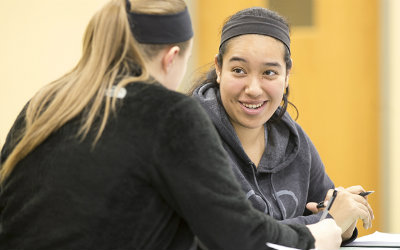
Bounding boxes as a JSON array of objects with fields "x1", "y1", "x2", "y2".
[
  {"x1": 144, "y1": 58, "x2": 165, "y2": 85},
  {"x1": 233, "y1": 124, "x2": 265, "y2": 167}
]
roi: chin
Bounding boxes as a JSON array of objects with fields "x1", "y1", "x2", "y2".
[{"x1": 243, "y1": 123, "x2": 266, "y2": 130}]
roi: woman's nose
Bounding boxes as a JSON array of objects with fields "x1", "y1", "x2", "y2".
[{"x1": 244, "y1": 76, "x2": 262, "y2": 97}]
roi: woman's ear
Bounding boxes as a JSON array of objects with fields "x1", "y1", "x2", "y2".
[
  {"x1": 214, "y1": 54, "x2": 221, "y2": 84},
  {"x1": 285, "y1": 71, "x2": 290, "y2": 88},
  {"x1": 162, "y1": 46, "x2": 180, "y2": 73},
  {"x1": 285, "y1": 59, "x2": 292, "y2": 88}
]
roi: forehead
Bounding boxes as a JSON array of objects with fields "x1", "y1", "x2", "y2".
[{"x1": 224, "y1": 34, "x2": 286, "y2": 61}]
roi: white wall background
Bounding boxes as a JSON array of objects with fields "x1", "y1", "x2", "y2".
[
  {"x1": 0, "y1": 0, "x2": 109, "y2": 145},
  {"x1": 382, "y1": 0, "x2": 400, "y2": 233}
]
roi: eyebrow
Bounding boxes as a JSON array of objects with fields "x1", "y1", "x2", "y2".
[
  {"x1": 229, "y1": 56, "x2": 247, "y2": 63},
  {"x1": 263, "y1": 62, "x2": 282, "y2": 68},
  {"x1": 228, "y1": 56, "x2": 282, "y2": 68}
]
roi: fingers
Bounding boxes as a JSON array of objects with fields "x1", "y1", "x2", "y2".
[
  {"x1": 336, "y1": 186, "x2": 345, "y2": 191},
  {"x1": 346, "y1": 185, "x2": 365, "y2": 195},
  {"x1": 367, "y1": 200, "x2": 374, "y2": 220},
  {"x1": 352, "y1": 194, "x2": 373, "y2": 229},
  {"x1": 353, "y1": 193, "x2": 374, "y2": 220},
  {"x1": 355, "y1": 201, "x2": 372, "y2": 229},
  {"x1": 325, "y1": 188, "x2": 340, "y2": 200},
  {"x1": 306, "y1": 202, "x2": 320, "y2": 214},
  {"x1": 328, "y1": 189, "x2": 374, "y2": 231}
]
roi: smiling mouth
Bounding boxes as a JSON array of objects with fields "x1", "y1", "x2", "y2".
[{"x1": 240, "y1": 102, "x2": 266, "y2": 109}]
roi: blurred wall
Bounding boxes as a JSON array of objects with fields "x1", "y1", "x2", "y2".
[
  {"x1": 189, "y1": 0, "x2": 382, "y2": 236},
  {"x1": 0, "y1": 0, "x2": 109, "y2": 145},
  {"x1": 382, "y1": 0, "x2": 400, "y2": 233},
  {"x1": 288, "y1": 0, "x2": 381, "y2": 236}
]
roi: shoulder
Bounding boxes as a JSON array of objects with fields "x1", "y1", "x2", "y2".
[
  {"x1": 281, "y1": 112, "x2": 309, "y2": 139},
  {"x1": 1, "y1": 103, "x2": 29, "y2": 163},
  {"x1": 125, "y1": 82, "x2": 194, "y2": 105},
  {"x1": 122, "y1": 81, "x2": 211, "y2": 125},
  {"x1": 269, "y1": 110, "x2": 315, "y2": 149},
  {"x1": 279, "y1": 112, "x2": 322, "y2": 159}
]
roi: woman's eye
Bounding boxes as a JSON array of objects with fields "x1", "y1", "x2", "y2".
[
  {"x1": 264, "y1": 70, "x2": 277, "y2": 76},
  {"x1": 232, "y1": 68, "x2": 245, "y2": 74}
]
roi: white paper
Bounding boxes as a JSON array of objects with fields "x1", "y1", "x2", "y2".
[
  {"x1": 266, "y1": 242, "x2": 301, "y2": 250},
  {"x1": 345, "y1": 231, "x2": 400, "y2": 247},
  {"x1": 266, "y1": 242, "x2": 317, "y2": 250}
]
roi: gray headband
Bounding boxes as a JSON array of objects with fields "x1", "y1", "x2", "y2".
[
  {"x1": 126, "y1": 0, "x2": 193, "y2": 44},
  {"x1": 220, "y1": 15, "x2": 290, "y2": 53}
]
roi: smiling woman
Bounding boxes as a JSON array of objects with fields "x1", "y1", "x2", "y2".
[
  {"x1": 217, "y1": 34, "x2": 288, "y2": 166},
  {"x1": 189, "y1": 6, "x2": 374, "y2": 245},
  {"x1": 217, "y1": 35, "x2": 288, "y2": 136}
]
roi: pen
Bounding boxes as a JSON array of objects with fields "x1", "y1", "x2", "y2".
[
  {"x1": 316, "y1": 190, "x2": 374, "y2": 209},
  {"x1": 359, "y1": 191, "x2": 374, "y2": 197},
  {"x1": 319, "y1": 189, "x2": 337, "y2": 221}
]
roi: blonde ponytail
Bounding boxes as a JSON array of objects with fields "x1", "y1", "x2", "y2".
[
  {"x1": 0, "y1": 0, "x2": 147, "y2": 182},
  {"x1": 1, "y1": 0, "x2": 189, "y2": 183}
]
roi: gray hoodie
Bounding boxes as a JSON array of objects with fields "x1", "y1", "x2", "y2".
[{"x1": 192, "y1": 82, "x2": 334, "y2": 225}]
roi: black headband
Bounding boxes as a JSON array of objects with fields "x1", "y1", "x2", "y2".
[
  {"x1": 126, "y1": 1, "x2": 193, "y2": 44},
  {"x1": 220, "y1": 15, "x2": 290, "y2": 53}
]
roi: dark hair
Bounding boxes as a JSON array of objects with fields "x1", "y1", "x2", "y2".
[{"x1": 188, "y1": 7, "x2": 298, "y2": 121}]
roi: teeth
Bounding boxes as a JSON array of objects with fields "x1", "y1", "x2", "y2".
[{"x1": 243, "y1": 103, "x2": 263, "y2": 109}]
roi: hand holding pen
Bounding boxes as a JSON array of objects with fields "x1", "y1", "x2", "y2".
[
  {"x1": 319, "y1": 189, "x2": 338, "y2": 221},
  {"x1": 312, "y1": 186, "x2": 374, "y2": 239},
  {"x1": 317, "y1": 190, "x2": 374, "y2": 209}
]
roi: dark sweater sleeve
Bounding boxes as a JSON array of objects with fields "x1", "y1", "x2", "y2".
[
  {"x1": 305, "y1": 133, "x2": 334, "y2": 205},
  {"x1": 291, "y1": 128, "x2": 358, "y2": 243},
  {"x1": 1, "y1": 104, "x2": 27, "y2": 164},
  {"x1": 280, "y1": 212, "x2": 325, "y2": 225},
  {"x1": 150, "y1": 97, "x2": 315, "y2": 250}
]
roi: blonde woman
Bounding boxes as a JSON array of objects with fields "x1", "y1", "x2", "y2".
[{"x1": 0, "y1": 0, "x2": 341, "y2": 249}]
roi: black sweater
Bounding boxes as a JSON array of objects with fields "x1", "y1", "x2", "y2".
[{"x1": 0, "y1": 82, "x2": 315, "y2": 250}]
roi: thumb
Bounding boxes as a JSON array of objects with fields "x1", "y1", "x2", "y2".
[{"x1": 306, "y1": 202, "x2": 319, "y2": 214}]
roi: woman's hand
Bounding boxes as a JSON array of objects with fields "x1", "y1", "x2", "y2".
[
  {"x1": 306, "y1": 186, "x2": 374, "y2": 240},
  {"x1": 306, "y1": 219, "x2": 342, "y2": 249},
  {"x1": 329, "y1": 186, "x2": 374, "y2": 232}
]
